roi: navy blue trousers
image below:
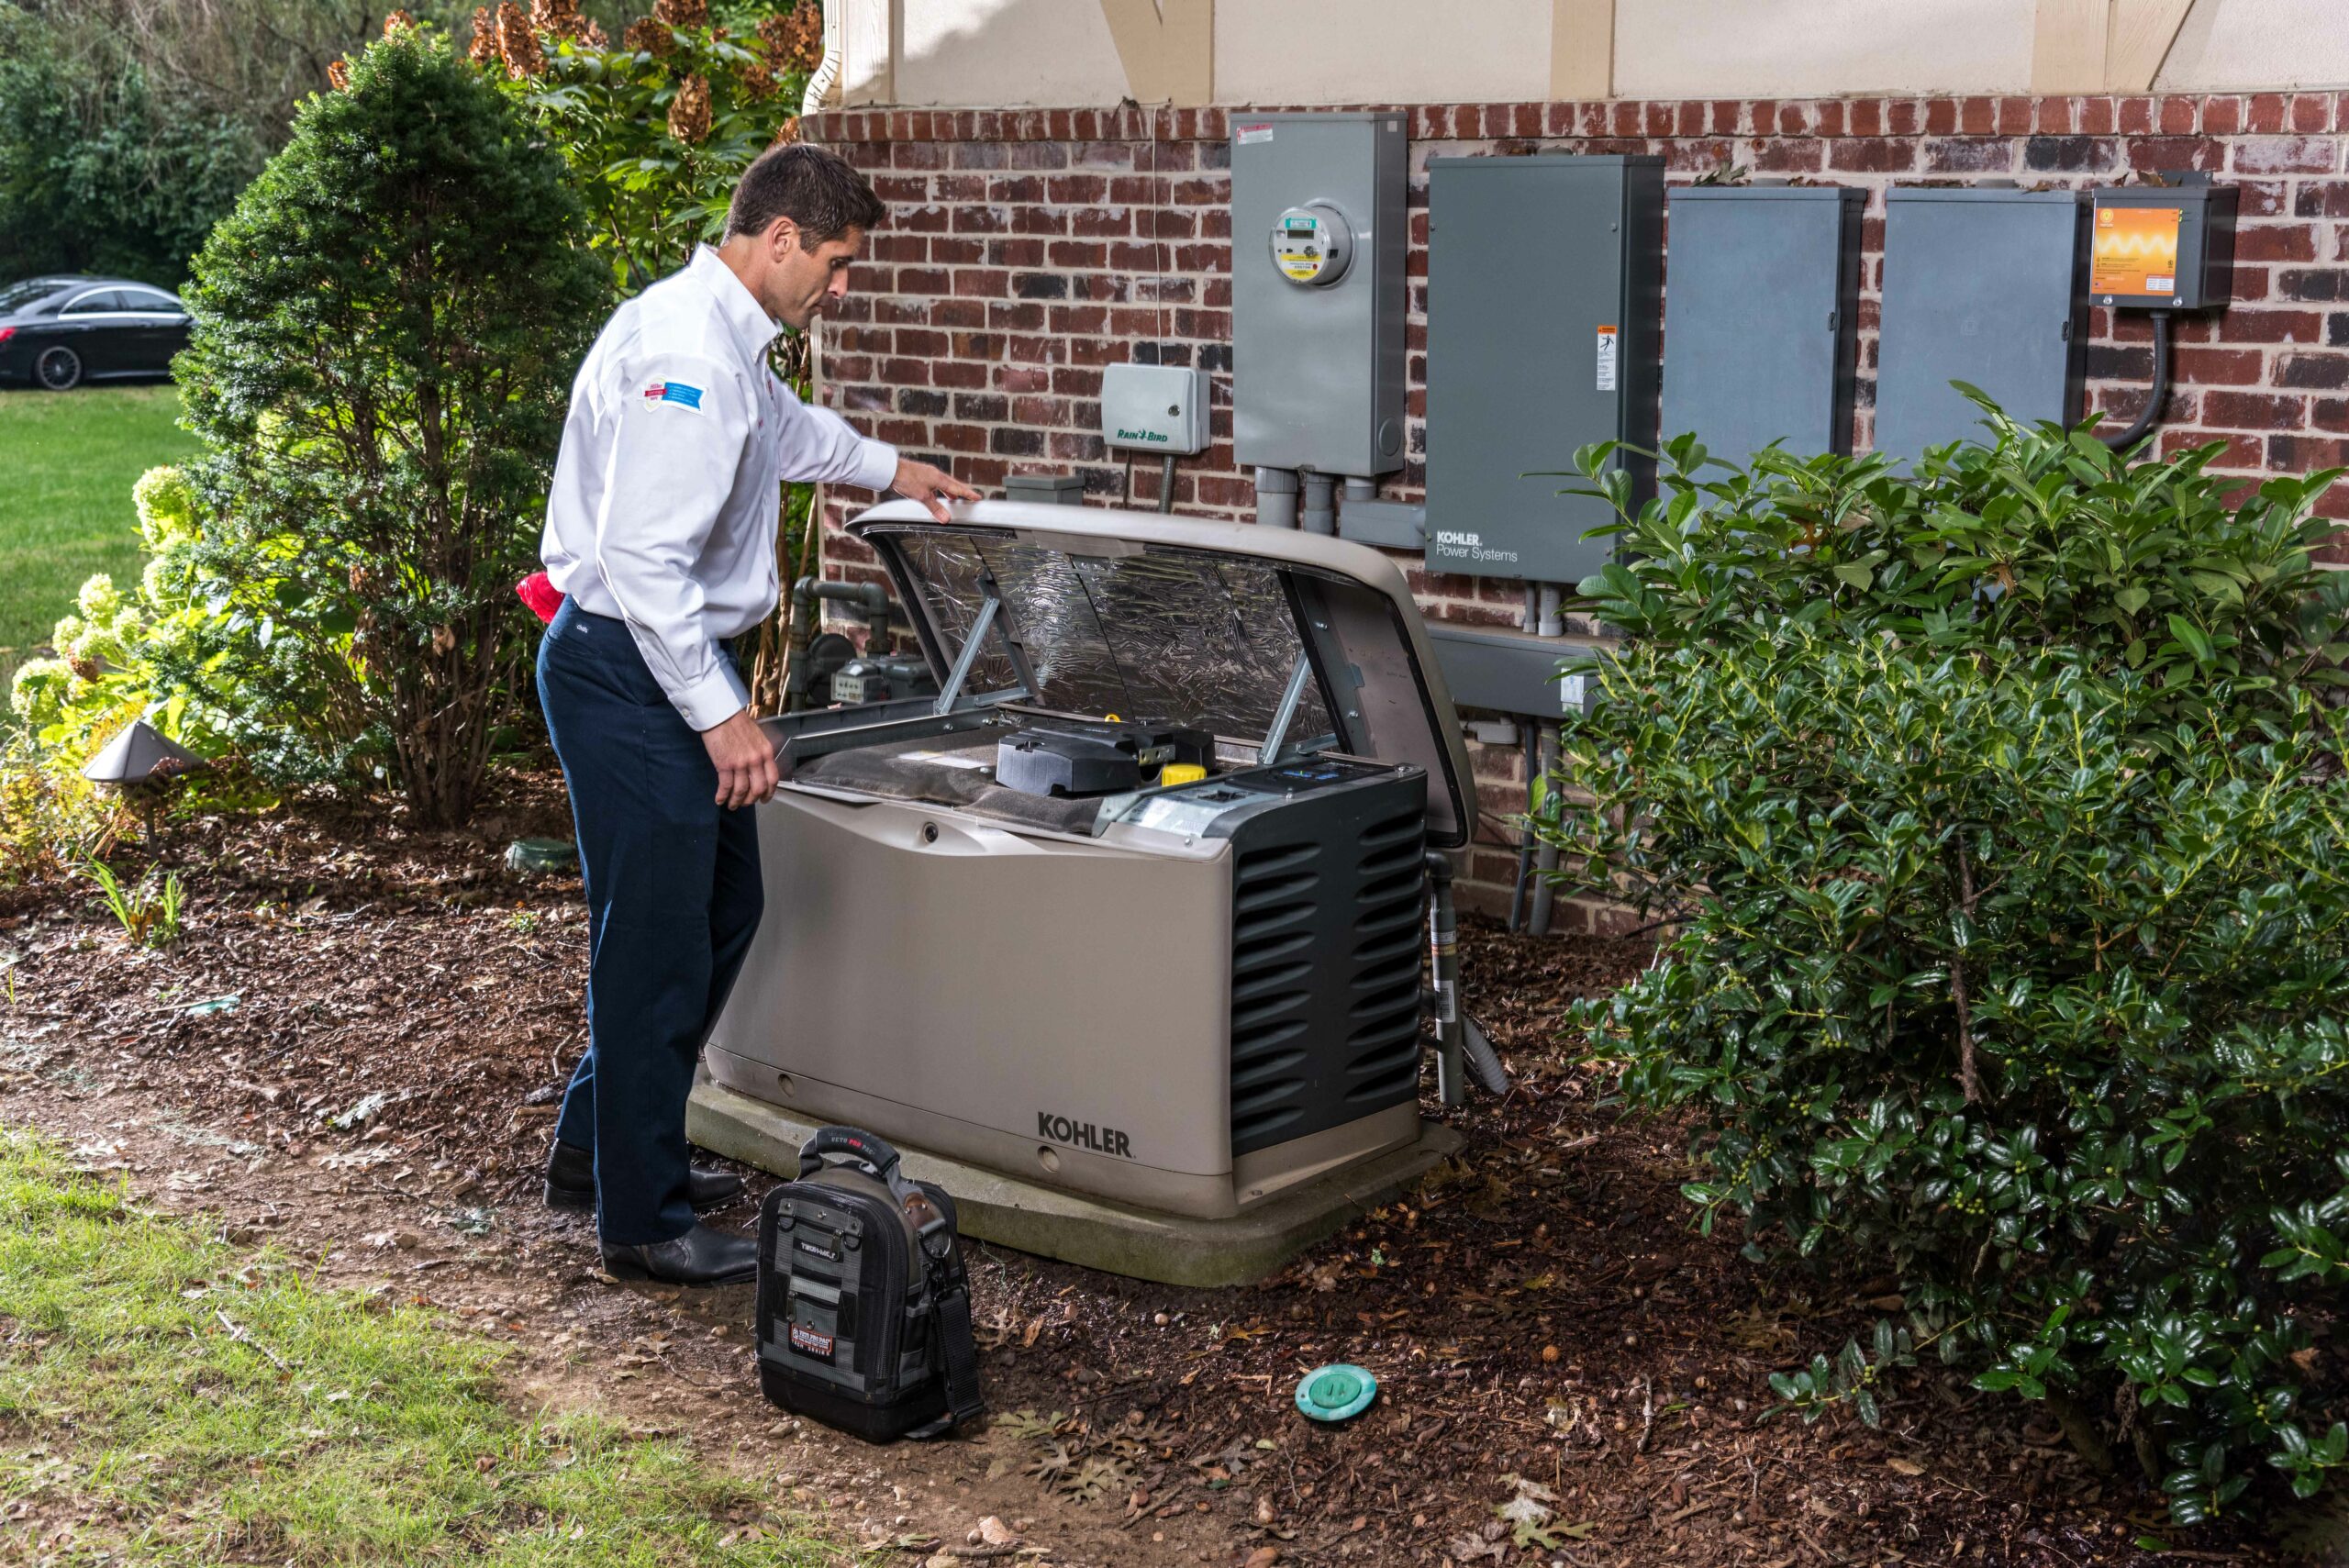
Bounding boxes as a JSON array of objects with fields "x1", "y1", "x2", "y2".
[{"x1": 538, "y1": 599, "x2": 765, "y2": 1245}]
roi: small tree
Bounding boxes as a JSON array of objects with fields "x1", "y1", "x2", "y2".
[{"x1": 176, "y1": 21, "x2": 607, "y2": 827}]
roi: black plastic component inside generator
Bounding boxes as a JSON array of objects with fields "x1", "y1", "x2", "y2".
[{"x1": 995, "y1": 720, "x2": 1214, "y2": 798}]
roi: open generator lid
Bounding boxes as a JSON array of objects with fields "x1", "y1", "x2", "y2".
[{"x1": 849, "y1": 499, "x2": 1476, "y2": 849}]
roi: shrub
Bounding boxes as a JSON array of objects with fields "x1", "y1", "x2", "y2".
[
  {"x1": 175, "y1": 24, "x2": 607, "y2": 828},
  {"x1": 476, "y1": 0, "x2": 824, "y2": 293},
  {"x1": 1538, "y1": 412, "x2": 2349, "y2": 1525}
]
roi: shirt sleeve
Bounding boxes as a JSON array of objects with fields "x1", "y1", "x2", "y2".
[
  {"x1": 590, "y1": 350, "x2": 753, "y2": 732},
  {"x1": 773, "y1": 373, "x2": 899, "y2": 493}
]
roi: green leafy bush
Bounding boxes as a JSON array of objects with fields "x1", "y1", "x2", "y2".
[
  {"x1": 175, "y1": 23, "x2": 607, "y2": 827},
  {"x1": 1538, "y1": 409, "x2": 2349, "y2": 1525},
  {"x1": 477, "y1": 0, "x2": 823, "y2": 293}
]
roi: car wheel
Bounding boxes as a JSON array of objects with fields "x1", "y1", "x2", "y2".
[{"x1": 34, "y1": 346, "x2": 82, "y2": 391}]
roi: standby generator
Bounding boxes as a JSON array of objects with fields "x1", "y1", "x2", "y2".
[{"x1": 702, "y1": 499, "x2": 1480, "y2": 1220}]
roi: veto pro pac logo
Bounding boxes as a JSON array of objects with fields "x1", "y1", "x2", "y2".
[{"x1": 1038, "y1": 1111, "x2": 1133, "y2": 1160}]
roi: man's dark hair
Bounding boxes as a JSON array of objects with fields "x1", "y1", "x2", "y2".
[{"x1": 724, "y1": 144, "x2": 885, "y2": 247}]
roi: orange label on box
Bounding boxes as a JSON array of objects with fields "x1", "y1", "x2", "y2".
[{"x1": 2092, "y1": 206, "x2": 2184, "y2": 297}]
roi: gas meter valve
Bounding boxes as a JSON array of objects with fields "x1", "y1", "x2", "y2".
[{"x1": 1271, "y1": 203, "x2": 1353, "y2": 286}]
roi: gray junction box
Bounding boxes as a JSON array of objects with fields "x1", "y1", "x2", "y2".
[
  {"x1": 1660, "y1": 185, "x2": 1865, "y2": 463},
  {"x1": 1874, "y1": 187, "x2": 2087, "y2": 466},
  {"x1": 1424, "y1": 155, "x2": 1664, "y2": 586},
  {"x1": 1230, "y1": 113, "x2": 1408, "y2": 477}
]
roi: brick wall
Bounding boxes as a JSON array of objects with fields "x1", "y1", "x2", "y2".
[{"x1": 805, "y1": 92, "x2": 2349, "y2": 925}]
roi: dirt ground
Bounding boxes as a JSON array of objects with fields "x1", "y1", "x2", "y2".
[{"x1": 0, "y1": 776, "x2": 2307, "y2": 1566}]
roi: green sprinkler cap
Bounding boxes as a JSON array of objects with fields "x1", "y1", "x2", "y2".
[
  {"x1": 1295, "y1": 1363, "x2": 1377, "y2": 1423},
  {"x1": 505, "y1": 838, "x2": 579, "y2": 874}
]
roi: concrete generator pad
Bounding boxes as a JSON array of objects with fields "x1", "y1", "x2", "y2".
[{"x1": 685, "y1": 1069, "x2": 1464, "y2": 1288}]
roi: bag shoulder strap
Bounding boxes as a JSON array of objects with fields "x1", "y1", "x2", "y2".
[{"x1": 906, "y1": 1234, "x2": 985, "y2": 1439}]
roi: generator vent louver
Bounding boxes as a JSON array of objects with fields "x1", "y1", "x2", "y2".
[{"x1": 1228, "y1": 790, "x2": 1429, "y2": 1156}]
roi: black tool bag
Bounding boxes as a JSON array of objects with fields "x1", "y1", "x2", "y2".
[{"x1": 754, "y1": 1126, "x2": 985, "y2": 1441}]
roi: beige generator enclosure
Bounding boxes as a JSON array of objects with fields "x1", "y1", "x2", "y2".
[{"x1": 702, "y1": 499, "x2": 1478, "y2": 1221}]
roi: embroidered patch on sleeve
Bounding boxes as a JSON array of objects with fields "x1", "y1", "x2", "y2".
[{"x1": 641, "y1": 380, "x2": 705, "y2": 411}]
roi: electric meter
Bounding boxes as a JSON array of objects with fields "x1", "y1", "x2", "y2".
[{"x1": 1271, "y1": 203, "x2": 1352, "y2": 286}]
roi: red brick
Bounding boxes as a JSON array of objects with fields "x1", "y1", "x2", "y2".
[
  {"x1": 2118, "y1": 95, "x2": 2157, "y2": 134},
  {"x1": 2171, "y1": 347, "x2": 2268, "y2": 384},
  {"x1": 951, "y1": 269, "x2": 1009, "y2": 298},
  {"x1": 1753, "y1": 139, "x2": 1825, "y2": 173},
  {"x1": 2124, "y1": 135, "x2": 2223, "y2": 172},
  {"x1": 2163, "y1": 429, "x2": 2262, "y2": 466},
  {"x1": 1923, "y1": 98, "x2": 1956, "y2": 134},
  {"x1": 1998, "y1": 95, "x2": 2034, "y2": 135},
  {"x1": 2233, "y1": 224, "x2": 2321, "y2": 262},
  {"x1": 2199, "y1": 390, "x2": 2306, "y2": 428},
  {"x1": 2157, "y1": 95, "x2": 2199, "y2": 134},
  {"x1": 2248, "y1": 93, "x2": 2289, "y2": 133},
  {"x1": 2293, "y1": 93, "x2": 2337, "y2": 133},
  {"x1": 1959, "y1": 95, "x2": 1995, "y2": 135},
  {"x1": 2202, "y1": 95, "x2": 2244, "y2": 135},
  {"x1": 1831, "y1": 139, "x2": 1918, "y2": 173},
  {"x1": 2233, "y1": 136, "x2": 2337, "y2": 174}
]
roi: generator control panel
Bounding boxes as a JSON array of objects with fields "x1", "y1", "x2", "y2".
[{"x1": 2090, "y1": 183, "x2": 2237, "y2": 309}]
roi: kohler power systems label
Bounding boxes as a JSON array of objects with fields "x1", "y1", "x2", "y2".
[{"x1": 1596, "y1": 325, "x2": 1619, "y2": 392}]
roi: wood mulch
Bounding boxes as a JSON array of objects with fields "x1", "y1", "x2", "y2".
[{"x1": 0, "y1": 773, "x2": 2306, "y2": 1565}]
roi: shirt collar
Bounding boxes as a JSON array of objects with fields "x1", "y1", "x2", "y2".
[{"x1": 688, "y1": 244, "x2": 781, "y2": 364}]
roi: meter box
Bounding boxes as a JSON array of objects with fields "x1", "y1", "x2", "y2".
[
  {"x1": 1875, "y1": 187, "x2": 2087, "y2": 466},
  {"x1": 2090, "y1": 184, "x2": 2237, "y2": 309},
  {"x1": 1661, "y1": 185, "x2": 1865, "y2": 462},
  {"x1": 1424, "y1": 154, "x2": 1664, "y2": 584},
  {"x1": 1230, "y1": 113, "x2": 1408, "y2": 477}
]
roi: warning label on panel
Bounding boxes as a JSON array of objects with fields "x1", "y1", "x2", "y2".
[
  {"x1": 1236, "y1": 122, "x2": 1275, "y2": 145},
  {"x1": 1596, "y1": 325, "x2": 1619, "y2": 392},
  {"x1": 2091, "y1": 206, "x2": 2184, "y2": 297}
]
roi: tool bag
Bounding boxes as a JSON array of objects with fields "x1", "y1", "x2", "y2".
[{"x1": 754, "y1": 1126, "x2": 985, "y2": 1441}]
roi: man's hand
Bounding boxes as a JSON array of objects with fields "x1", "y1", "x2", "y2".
[
  {"x1": 893, "y1": 456, "x2": 980, "y2": 522},
  {"x1": 702, "y1": 707, "x2": 779, "y2": 809}
]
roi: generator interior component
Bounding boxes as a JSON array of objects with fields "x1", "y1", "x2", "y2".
[
  {"x1": 995, "y1": 719, "x2": 1215, "y2": 799},
  {"x1": 2090, "y1": 181, "x2": 2237, "y2": 310},
  {"x1": 829, "y1": 651, "x2": 935, "y2": 706},
  {"x1": 1101, "y1": 363, "x2": 1213, "y2": 455},
  {"x1": 1660, "y1": 184, "x2": 1865, "y2": 464},
  {"x1": 1874, "y1": 186, "x2": 2087, "y2": 467},
  {"x1": 786, "y1": 575, "x2": 893, "y2": 712},
  {"x1": 1424, "y1": 154, "x2": 1664, "y2": 585},
  {"x1": 1230, "y1": 112, "x2": 1408, "y2": 478},
  {"x1": 707, "y1": 499, "x2": 1476, "y2": 1222}
]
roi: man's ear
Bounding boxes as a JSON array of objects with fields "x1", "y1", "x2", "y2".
[{"x1": 767, "y1": 217, "x2": 802, "y2": 261}]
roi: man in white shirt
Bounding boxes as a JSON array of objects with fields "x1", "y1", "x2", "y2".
[{"x1": 535, "y1": 144, "x2": 976, "y2": 1285}]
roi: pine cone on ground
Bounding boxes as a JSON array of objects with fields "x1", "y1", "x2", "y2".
[
  {"x1": 467, "y1": 6, "x2": 498, "y2": 63},
  {"x1": 669, "y1": 73, "x2": 712, "y2": 143},
  {"x1": 495, "y1": 1, "x2": 545, "y2": 78}
]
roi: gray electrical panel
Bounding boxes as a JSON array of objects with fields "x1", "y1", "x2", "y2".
[
  {"x1": 1875, "y1": 187, "x2": 2087, "y2": 465},
  {"x1": 1661, "y1": 185, "x2": 1864, "y2": 462},
  {"x1": 1425, "y1": 155, "x2": 1664, "y2": 585},
  {"x1": 1230, "y1": 112, "x2": 1408, "y2": 477}
]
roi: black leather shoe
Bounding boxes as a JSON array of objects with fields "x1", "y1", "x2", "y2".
[
  {"x1": 543, "y1": 1140, "x2": 745, "y2": 1213},
  {"x1": 600, "y1": 1222, "x2": 758, "y2": 1286}
]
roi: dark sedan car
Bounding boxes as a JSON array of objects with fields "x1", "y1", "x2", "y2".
[{"x1": 0, "y1": 274, "x2": 192, "y2": 391}]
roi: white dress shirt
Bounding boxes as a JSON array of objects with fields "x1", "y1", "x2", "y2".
[{"x1": 541, "y1": 245, "x2": 897, "y2": 731}]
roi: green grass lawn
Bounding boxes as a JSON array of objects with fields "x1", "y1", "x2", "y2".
[
  {"x1": 0, "y1": 385, "x2": 199, "y2": 687},
  {"x1": 0, "y1": 1128, "x2": 839, "y2": 1564}
]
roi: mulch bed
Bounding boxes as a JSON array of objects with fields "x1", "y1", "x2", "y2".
[{"x1": 0, "y1": 773, "x2": 2306, "y2": 1565}]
